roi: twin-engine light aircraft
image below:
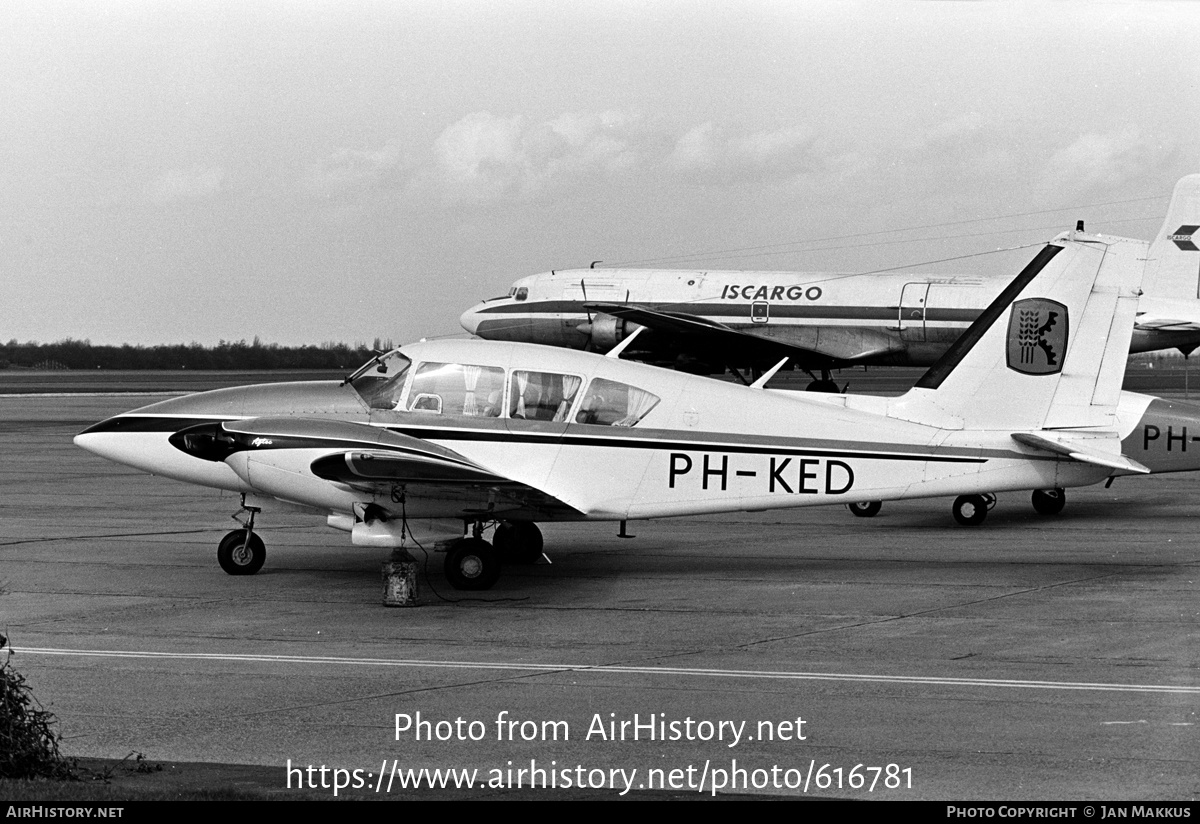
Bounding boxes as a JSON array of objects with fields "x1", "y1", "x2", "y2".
[
  {"x1": 76, "y1": 229, "x2": 1200, "y2": 590},
  {"x1": 460, "y1": 175, "x2": 1200, "y2": 387}
]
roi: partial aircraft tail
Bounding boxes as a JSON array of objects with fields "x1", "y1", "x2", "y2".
[
  {"x1": 887, "y1": 231, "x2": 1148, "y2": 432},
  {"x1": 1141, "y1": 173, "x2": 1200, "y2": 300}
]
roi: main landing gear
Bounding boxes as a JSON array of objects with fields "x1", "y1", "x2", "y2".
[
  {"x1": 847, "y1": 488, "x2": 1067, "y2": 526},
  {"x1": 805, "y1": 368, "x2": 841, "y2": 394},
  {"x1": 491, "y1": 521, "x2": 545, "y2": 565},
  {"x1": 442, "y1": 521, "x2": 545, "y2": 591},
  {"x1": 950, "y1": 489, "x2": 1065, "y2": 526},
  {"x1": 218, "y1": 499, "x2": 265, "y2": 575}
]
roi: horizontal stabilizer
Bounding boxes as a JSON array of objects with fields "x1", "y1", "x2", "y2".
[
  {"x1": 1011, "y1": 431, "x2": 1150, "y2": 474},
  {"x1": 1134, "y1": 296, "x2": 1200, "y2": 331}
]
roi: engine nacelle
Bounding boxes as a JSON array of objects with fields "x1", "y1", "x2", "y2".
[{"x1": 586, "y1": 314, "x2": 629, "y2": 349}]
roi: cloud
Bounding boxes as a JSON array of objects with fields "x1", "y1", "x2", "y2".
[
  {"x1": 300, "y1": 141, "x2": 413, "y2": 198},
  {"x1": 427, "y1": 110, "x2": 662, "y2": 205},
  {"x1": 144, "y1": 165, "x2": 227, "y2": 204},
  {"x1": 421, "y1": 112, "x2": 829, "y2": 203},
  {"x1": 1040, "y1": 128, "x2": 1177, "y2": 191},
  {"x1": 668, "y1": 122, "x2": 820, "y2": 184}
]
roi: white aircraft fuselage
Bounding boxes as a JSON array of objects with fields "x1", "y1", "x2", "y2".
[
  {"x1": 74, "y1": 231, "x2": 1200, "y2": 589},
  {"x1": 460, "y1": 175, "x2": 1200, "y2": 371}
]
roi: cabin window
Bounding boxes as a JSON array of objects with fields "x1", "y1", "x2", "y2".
[
  {"x1": 406, "y1": 362, "x2": 505, "y2": 417},
  {"x1": 574, "y1": 378, "x2": 660, "y2": 427},
  {"x1": 351, "y1": 352, "x2": 412, "y2": 409},
  {"x1": 509, "y1": 371, "x2": 583, "y2": 421}
]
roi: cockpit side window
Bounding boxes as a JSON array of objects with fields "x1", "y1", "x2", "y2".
[
  {"x1": 406, "y1": 362, "x2": 506, "y2": 418},
  {"x1": 514, "y1": 287, "x2": 528, "y2": 301},
  {"x1": 510, "y1": 371, "x2": 583, "y2": 422},
  {"x1": 574, "y1": 378, "x2": 660, "y2": 427},
  {"x1": 351, "y1": 352, "x2": 412, "y2": 410}
]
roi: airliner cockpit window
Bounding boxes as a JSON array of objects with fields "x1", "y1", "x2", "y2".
[
  {"x1": 514, "y1": 287, "x2": 529, "y2": 301},
  {"x1": 349, "y1": 351, "x2": 412, "y2": 410},
  {"x1": 406, "y1": 362, "x2": 506, "y2": 418},
  {"x1": 574, "y1": 378, "x2": 660, "y2": 427},
  {"x1": 510, "y1": 371, "x2": 583, "y2": 421}
]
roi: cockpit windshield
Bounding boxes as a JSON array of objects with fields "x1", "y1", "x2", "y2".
[{"x1": 349, "y1": 350, "x2": 412, "y2": 409}]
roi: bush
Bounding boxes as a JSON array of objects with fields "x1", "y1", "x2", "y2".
[{"x1": 0, "y1": 637, "x2": 77, "y2": 780}]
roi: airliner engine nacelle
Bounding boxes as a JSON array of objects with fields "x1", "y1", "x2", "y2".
[{"x1": 577, "y1": 314, "x2": 630, "y2": 349}]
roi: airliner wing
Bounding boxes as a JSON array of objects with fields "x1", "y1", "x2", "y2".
[{"x1": 584, "y1": 302, "x2": 891, "y2": 367}]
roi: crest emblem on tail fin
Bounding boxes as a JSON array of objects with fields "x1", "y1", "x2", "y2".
[{"x1": 1007, "y1": 298, "x2": 1068, "y2": 375}]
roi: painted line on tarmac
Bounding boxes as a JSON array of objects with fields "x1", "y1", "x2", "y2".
[
  {"x1": 15, "y1": 647, "x2": 1199, "y2": 695},
  {"x1": 0, "y1": 392, "x2": 186, "y2": 398}
]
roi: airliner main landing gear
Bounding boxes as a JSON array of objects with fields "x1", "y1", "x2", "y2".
[
  {"x1": 805, "y1": 368, "x2": 840, "y2": 393},
  {"x1": 218, "y1": 499, "x2": 265, "y2": 575}
]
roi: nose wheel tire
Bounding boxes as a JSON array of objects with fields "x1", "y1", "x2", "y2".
[
  {"x1": 217, "y1": 530, "x2": 266, "y2": 575},
  {"x1": 1031, "y1": 488, "x2": 1066, "y2": 515},
  {"x1": 952, "y1": 495, "x2": 989, "y2": 526},
  {"x1": 848, "y1": 500, "x2": 882, "y2": 518},
  {"x1": 444, "y1": 538, "x2": 501, "y2": 591}
]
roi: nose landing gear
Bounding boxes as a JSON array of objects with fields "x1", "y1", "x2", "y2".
[{"x1": 217, "y1": 499, "x2": 265, "y2": 575}]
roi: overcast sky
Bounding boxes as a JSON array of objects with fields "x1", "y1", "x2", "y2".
[{"x1": 2, "y1": 0, "x2": 1197, "y2": 347}]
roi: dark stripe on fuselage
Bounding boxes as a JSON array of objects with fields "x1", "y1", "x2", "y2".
[
  {"x1": 474, "y1": 300, "x2": 982, "y2": 324},
  {"x1": 383, "y1": 425, "x2": 991, "y2": 464},
  {"x1": 90, "y1": 414, "x2": 1020, "y2": 466},
  {"x1": 78, "y1": 415, "x2": 229, "y2": 435}
]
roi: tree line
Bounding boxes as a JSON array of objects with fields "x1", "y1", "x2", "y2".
[{"x1": 0, "y1": 337, "x2": 391, "y2": 370}]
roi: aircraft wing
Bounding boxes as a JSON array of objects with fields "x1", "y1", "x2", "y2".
[
  {"x1": 179, "y1": 417, "x2": 583, "y2": 518},
  {"x1": 584, "y1": 302, "x2": 893, "y2": 367},
  {"x1": 1011, "y1": 431, "x2": 1150, "y2": 474}
]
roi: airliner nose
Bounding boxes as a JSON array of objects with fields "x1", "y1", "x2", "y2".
[{"x1": 460, "y1": 303, "x2": 484, "y2": 336}]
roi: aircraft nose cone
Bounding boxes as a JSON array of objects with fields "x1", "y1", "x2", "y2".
[
  {"x1": 460, "y1": 304, "x2": 483, "y2": 336},
  {"x1": 73, "y1": 427, "x2": 139, "y2": 465}
]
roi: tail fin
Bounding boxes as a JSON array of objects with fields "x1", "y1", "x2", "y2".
[
  {"x1": 888, "y1": 232, "x2": 1146, "y2": 431},
  {"x1": 1142, "y1": 173, "x2": 1200, "y2": 300}
]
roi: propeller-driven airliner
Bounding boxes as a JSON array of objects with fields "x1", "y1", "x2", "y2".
[
  {"x1": 75, "y1": 225, "x2": 1200, "y2": 590},
  {"x1": 460, "y1": 175, "x2": 1200, "y2": 389}
]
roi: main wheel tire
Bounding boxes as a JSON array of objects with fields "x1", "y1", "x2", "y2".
[
  {"x1": 217, "y1": 530, "x2": 265, "y2": 575},
  {"x1": 444, "y1": 538, "x2": 501, "y2": 591},
  {"x1": 848, "y1": 500, "x2": 882, "y2": 518},
  {"x1": 806, "y1": 379, "x2": 840, "y2": 393},
  {"x1": 493, "y1": 522, "x2": 544, "y2": 564},
  {"x1": 952, "y1": 495, "x2": 988, "y2": 527},
  {"x1": 1031, "y1": 488, "x2": 1066, "y2": 515}
]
